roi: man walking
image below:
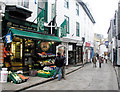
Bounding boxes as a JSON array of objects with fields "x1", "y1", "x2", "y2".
[
  {"x1": 92, "y1": 55, "x2": 97, "y2": 68},
  {"x1": 61, "y1": 53, "x2": 66, "y2": 80},
  {"x1": 52, "y1": 52, "x2": 64, "y2": 81}
]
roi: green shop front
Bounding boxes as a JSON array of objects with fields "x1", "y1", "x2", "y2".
[{"x1": 3, "y1": 5, "x2": 61, "y2": 74}]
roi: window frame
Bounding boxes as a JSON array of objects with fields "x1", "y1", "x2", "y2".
[
  {"x1": 76, "y1": 3, "x2": 79, "y2": 16},
  {"x1": 64, "y1": 15, "x2": 69, "y2": 34},
  {"x1": 76, "y1": 22, "x2": 80, "y2": 37},
  {"x1": 64, "y1": 0, "x2": 69, "y2": 9}
]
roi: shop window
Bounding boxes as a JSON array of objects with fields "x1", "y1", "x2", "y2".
[
  {"x1": 18, "y1": 0, "x2": 29, "y2": 8},
  {"x1": 64, "y1": 0, "x2": 69, "y2": 9},
  {"x1": 24, "y1": 0, "x2": 29, "y2": 8},
  {"x1": 76, "y1": 3, "x2": 79, "y2": 16},
  {"x1": 76, "y1": 22, "x2": 80, "y2": 37},
  {"x1": 12, "y1": 37, "x2": 23, "y2": 62},
  {"x1": 38, "y1": 1, "x2": 48, "y2": 23}
]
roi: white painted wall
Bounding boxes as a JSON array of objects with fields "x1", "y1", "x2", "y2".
[{"x1": 53, "y1": 0, "x2": 94, "y2": 43}]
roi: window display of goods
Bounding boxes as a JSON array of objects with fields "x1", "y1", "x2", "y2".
[
  {"x1": 43, "y1": 66, "x2": 52, "y2": 71},
  {"x1": 50, "y1": 66, "x2": 56, "y2": 70},
  {"x1": 47, "y1": 53, "x2": 55, "y2": 57},
  {"x1": 42, "y1": 52, "x2": 47, "y2": 55},
  {"x1": 37, "y1": 70, "x2": 51, "y2": 78},
  {"x1": 38, "y1": 52, "x2": 55, "y2": 57},
  {"x1": 37, "y1": 70, "x2": 50, "y2": 74}
]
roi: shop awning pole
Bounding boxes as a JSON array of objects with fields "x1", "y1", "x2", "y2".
[{"x1": 51, "y1": 22, "x2": 52, "y2": 34}]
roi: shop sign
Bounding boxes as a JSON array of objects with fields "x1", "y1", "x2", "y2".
[
  {"x1": 68, "y1": 45, "x2": 73, "y2": 51},
  {"x1": 41, "y1": 42, "x2": 49, "y2": 51},
  {"x1": 85, "y1": 42, "x2": 91, "y2": 47},
  {"x1": 105, "y1": 41, "x2": 109, "y2": 46},
  {"x1": 7, "y1": 22, "x2": 37, "y2": 31},
  {"x1": 5, "y1": 33, "x2": 12, "y2": 43},
  {"x1": 0, "y1": 43, "x2": 4, "y2": 67}
]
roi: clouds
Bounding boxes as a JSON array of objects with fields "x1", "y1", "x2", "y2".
[{"x1": 83, "y1": 0, "x2": 119, "y2": 38}]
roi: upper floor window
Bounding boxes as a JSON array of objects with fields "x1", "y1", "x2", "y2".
[
  {"x1": 64, "y1": 0, "x2": 69, "y2": 8},
  {"x1": 64, "y1": 15, "x2": 69, "y2": 33},
  {"x1": 76, "y1": 3, "x2": 79, "y2": 16},
  {"x1": 24, "y1": 0, "x2": 29, "y2": 8},
  {"x1": 18, "y1": 0, "x2": 29, "y2": 8},
  {"x1": 76, "y1": 22, "x2": 80, "y2": 37}
]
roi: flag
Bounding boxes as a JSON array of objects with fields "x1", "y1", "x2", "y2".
[
  {"x1": 37, "y1": 9, "x2": 44, "y2": 32},
  {"x1": 48, "y1": 15, "x2": 56, "y2": 26},
  {"x1": 61, "y1": 19, "x2": 67, "y2": 37}
]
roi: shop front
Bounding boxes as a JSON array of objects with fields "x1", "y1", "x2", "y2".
[
  {"x1": 84, "y1": 42, "x2": 91, "y2": 63},
  {"x1": 2, "y1": 5, "x2": 61, "y2": 74},
  {"x1": 4, "y1": 28, "x2": 61, "y2": 73},
  {"x1": 76, "y1": 41, "x2": 83, "y2": 65}
]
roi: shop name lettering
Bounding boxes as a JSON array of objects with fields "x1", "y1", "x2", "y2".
[{"x1": 7, "y1": 22, "x2": 37, "y2": 31}]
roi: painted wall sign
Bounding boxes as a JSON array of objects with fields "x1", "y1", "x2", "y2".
[{"x1": 41, "y1": 42, "x2": 49, "y2": 51}]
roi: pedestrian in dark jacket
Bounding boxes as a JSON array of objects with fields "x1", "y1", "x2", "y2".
[
  {"x1": 61, "y1": 53, "x2": 66, "y2": 80},
  {"x1": 99, "y1": 56, "x2": 102, "y2": 68},
  {"x1": 52, "y1": 52, "x2": 64, "y2": 81},
  {"x1": 92, "y1": 55, "x2": 97, "y2": 68}
]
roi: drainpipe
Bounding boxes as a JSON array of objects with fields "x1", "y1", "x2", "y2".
[{"x1": 0, "y1": 2, "x2": 5, "y2": 70}]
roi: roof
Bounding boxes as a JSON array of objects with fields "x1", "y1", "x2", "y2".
[{"x1": 78, "y1": 1, "x2": 95, "y2": 24}]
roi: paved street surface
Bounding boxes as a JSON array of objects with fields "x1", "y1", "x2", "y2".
[{"x1": 25, "y1": 61, "x2": 118, "y2": 90}]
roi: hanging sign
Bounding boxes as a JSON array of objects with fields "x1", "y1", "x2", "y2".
[
  {"x1": 5, "y1": 33, "x2": 12, "y2": 43},
  {"x1": 105, "y1": 41, "x2": 109, "y2": 46}
]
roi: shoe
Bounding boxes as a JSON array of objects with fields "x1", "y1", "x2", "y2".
[
  {"x1": 63, "y1": 78, "x2": 66, "y2": 80},
  {"x1": 51, "y1": 77, "x2": 54, "y2": 80}
]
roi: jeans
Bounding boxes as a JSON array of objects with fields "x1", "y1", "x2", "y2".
[
  {"x1": 52, "y1": 67, "x2": 62, "y2": 81},
  {"x1": 62, "y1": 66, "x2": 65, "y2": 78}
]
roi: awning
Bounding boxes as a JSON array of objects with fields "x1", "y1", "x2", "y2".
[{"x1": 10, "y1": 28, "x2": 61, "y2": 42}]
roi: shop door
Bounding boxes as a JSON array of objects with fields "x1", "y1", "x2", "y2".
[
  {"x1": 85, "y1": 50, "x2": 88, "y2": 62},
  {"x1": 11, "y1": 38, "x2": 23, "y2": 71},
  {"x1": 24, "y1": 39, "x2": 35, "y2": 66},
  {"x1": 79, "y1": 47, "x2": 82, "y2": 62}
]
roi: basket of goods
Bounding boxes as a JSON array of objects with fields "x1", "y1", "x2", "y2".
[
  {"x1": 8, "y1": 72, "x2": 22, "y2": 84},
  {"x1": 50, "y1": 66, "x2": 56, "y2": 70},
  {"x1": 18, "y1": 74, "x2": 29, "y2": 82},
  {"x1": 29, "y1": 69, "x2": 38, "y2": 77},
  {"x1": 42, "y1": 52, "x2": 47, "y2": 55},
  {"x1": 37, "y1": 70, "x2": 51, "y2": 78}
]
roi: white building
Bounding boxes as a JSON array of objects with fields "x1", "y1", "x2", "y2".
[{"x1": 48, "y1": 0, "x2": 95, "y2": 65}]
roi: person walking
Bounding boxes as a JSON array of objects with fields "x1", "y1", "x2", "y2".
[
  {"x1": 105, "y1": 55, "x2": 108, "y2": 63},
  {"x1": 99, "y1": 56, "x2": 102, "y2": 68},
  {"x1": 92, "y1": 55, "x2": 97, "y2": 68},
  {"x1": 52, "y1": 52, "x2": 64, "y2": 81},
  {"x1": 61, "y1": 53, "x2": 66, "y2": 80}
]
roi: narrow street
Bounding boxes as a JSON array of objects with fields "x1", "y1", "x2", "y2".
[{"x1": 24, "y1": 61, "x2": 118, "y2": 90}]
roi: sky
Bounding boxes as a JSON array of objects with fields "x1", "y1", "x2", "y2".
[{"x1": 83, "y1": 0, "x2": 119, "y2": 38}]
